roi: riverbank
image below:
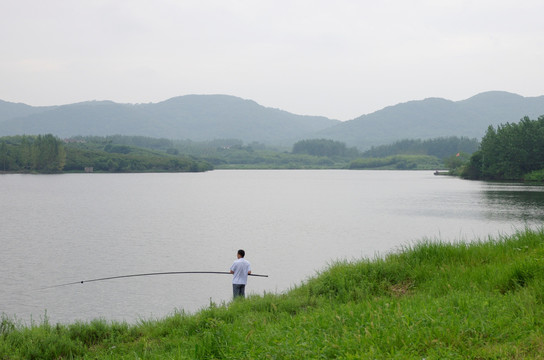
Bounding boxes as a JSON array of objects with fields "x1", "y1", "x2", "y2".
[{"x1": 2, "y1": 228, "x2": 544, "y2": 359}]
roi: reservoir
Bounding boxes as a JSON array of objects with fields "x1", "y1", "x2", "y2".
[{"x1": 2, "y1": 170, "x2": 544, "y2": 324}]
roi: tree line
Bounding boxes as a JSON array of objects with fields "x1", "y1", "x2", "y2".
[
  {"x1": 0, "y1": 134, "x2": 66, "y2": 172},
  {"x1": 462, "y1": 115, "x2": 544, "y2": 180},
  {"x1": 348, "y1": 155, "x2": 442, "y2": 170},
  {"x1": 0, "y1": 135, "x2": 212, "y2": 173},
  {"x1": 1, "y1": 133, "x2": 490, "y2": 172},
  {"x1": 60, "y1": 135, "x2": 476, "y2": 170},
  {"x1": 362, "y1": 136, "x2": 479, "y2": 160},
  {"x1": 292, "y1": 139, "x2": 359, "y2": 158}
]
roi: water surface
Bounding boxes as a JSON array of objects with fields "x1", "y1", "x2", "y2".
[{"x1": 1, "y1": 170, "x2": 543, "y2": 324}]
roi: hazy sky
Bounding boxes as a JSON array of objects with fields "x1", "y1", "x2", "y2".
[{"x1": 1, "y1": 0, "x2": 543, "y2": 120}]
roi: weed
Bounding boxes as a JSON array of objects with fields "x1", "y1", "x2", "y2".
[{"x1": 2, "y1": 228, "x2": 544, "y2": 359}]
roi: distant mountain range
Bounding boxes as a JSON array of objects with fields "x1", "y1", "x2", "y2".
[
  {"x1": 318, "y1": 91, "x2": 544, "y2": 149},
  {"x1": 1, "y1": 91, "x2": 544, "y2": 150}
]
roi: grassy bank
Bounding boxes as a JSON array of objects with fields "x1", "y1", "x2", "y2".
[{"x1": 2, "y1": 229, "x2": 544, "y2": 359}]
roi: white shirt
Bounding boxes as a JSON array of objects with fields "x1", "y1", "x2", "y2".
[{"x1": 230, "y1": 258, "x2": 251, "y2": 284}]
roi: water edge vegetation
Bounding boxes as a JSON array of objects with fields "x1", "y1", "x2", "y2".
[
  {"x1": 0, "y1": 135, "x2": 213, "y2": 173},
  {"x1": 1, "y1": 228, "x2": 543, "y2": 359},
  {"x1": 462, "y1": 115, "x2": 544, "y2": 181},
  {"x1": 0, "y1": 134, "x2": 479, "y2": 172}
]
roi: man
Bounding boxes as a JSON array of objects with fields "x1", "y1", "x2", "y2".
[{"x1": 230, "y1": 249, "x2": 251, "y2": 299}]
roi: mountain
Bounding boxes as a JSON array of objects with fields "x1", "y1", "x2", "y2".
[
  {"x1": 317, "y1": 91, "x2": 544, "y2": 149},
  {"x1": 0, "y1": 95, "x2": 340, "y2": 145},
  {"x1": 0, "y1": 100, "x2": 55, "y2": 122},
  {"x1": 1, "y1": 91, "x2": 544, "y2": 149}
]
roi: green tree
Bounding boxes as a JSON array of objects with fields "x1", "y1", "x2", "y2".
[
  {"x1": 444, "y1": 152, "x2": 469, "y2": 175},
  {"x1": 19, "y1": 135, "x2": 32, "y2": 170},
  {"x1": 363, "y1": 136, "x2": 479, "y2": 159},
  {"x1": 292, "y1": 139, "x2": 358, "y2": 157},
  {"x1": 463, "y1": 115, "x2": 544, "y2": 180},
  {"x1": 31, "y1": 134, "x2": 66, "y2": 172},
  {"x1": 0, "y1": 140, "x2": 8, "y2": 171}
]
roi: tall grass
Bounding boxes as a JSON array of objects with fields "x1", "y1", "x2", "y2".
[{"x1": 2, "y1": 228, "x2": 544, "y2": 359}]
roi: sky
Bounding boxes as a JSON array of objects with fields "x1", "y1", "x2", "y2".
[{"x1": 1, "y1": 0, "x2": 543, "y2": 120}]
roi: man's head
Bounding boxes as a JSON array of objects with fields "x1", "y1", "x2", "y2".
[{"x1": 237, "y1": 249, "x2": 245, "y2": 258}]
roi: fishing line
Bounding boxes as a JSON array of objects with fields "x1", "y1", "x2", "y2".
[{"x1": 40, "y1": 271, "x2": 268, "y2": 290}]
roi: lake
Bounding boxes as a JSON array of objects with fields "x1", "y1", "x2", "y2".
[{"x1": 2, "y1": 170, "x2": 544, "y2": 324}]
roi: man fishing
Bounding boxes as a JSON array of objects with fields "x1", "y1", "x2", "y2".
[
  {"x1": 230, "y1": 249, "x2": 251, "y2": 299},
  {"x1": 41, "y1": 250, "x2": 266, "y2": 290}
]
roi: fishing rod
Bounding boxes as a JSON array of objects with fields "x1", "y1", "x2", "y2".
[{"x1": 41, "y1": 271, "x2": 268, "y2": 290}]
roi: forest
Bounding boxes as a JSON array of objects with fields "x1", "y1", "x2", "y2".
[
  {"x1": 0, "y1": 134, "x2": 481, "y2": 172},
  {"x1": 189, "y1": 137, "x2": 474, "y2": 169},
  {"x1": 462, "y1": 115, "x2": 544, "y2": 180},
  {"x1": 0, "y1": 134, "x2": 66, "y2": 172},
  {"x1": 361, "y1": 137, "x2": 479, "y2": 159},
  {"x1": 2, "y1": 116, "x2": 544, "y2": 176},
  {"x1": 0, "y1": 135, "x2": 212, "y2": 173},
  {"x1": 349, "y1": 136, "x2": 478, "y2": 170}
]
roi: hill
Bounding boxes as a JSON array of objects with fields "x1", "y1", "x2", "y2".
[
  {"x1": 1, "y1": 228, "x2": 543, "y2": 358},
  {"x1": 0, "y1": 100, "x2": 54, "y2": 122},
  {"x1": 0, "y1": 95, "x2": 339, "y2": 146},
  {"x1": 1, "y1": 92, "x2": 544, "y2": 150},
  {"x1": 319, "y1": 91, "x2": 544, "y2": 149}
]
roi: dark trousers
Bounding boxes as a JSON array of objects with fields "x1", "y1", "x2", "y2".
[{"x1": 233, "y1": 284, "x2": 246, "y2": 298}]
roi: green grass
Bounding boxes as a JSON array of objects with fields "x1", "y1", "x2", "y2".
[
  {"x1": 2, "y1": 229, "x2": 544, "y2": 359},
  {"x1": 524, "y1": 169, "x2": 544, "y2": 182}
]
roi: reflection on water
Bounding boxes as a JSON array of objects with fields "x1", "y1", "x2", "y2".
[{"x1": 482, "y1": 183, "x2": 544, "y2": 221}]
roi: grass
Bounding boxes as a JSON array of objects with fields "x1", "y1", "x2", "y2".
[{"x1": 2, "y1": 228, "x2": 544, "y2": 359}]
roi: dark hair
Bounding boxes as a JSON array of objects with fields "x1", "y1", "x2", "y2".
[{"x1": 237, "y1": 249, "x2": 245, "y2": 258}]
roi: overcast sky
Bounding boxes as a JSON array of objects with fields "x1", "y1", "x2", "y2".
[{"x1": 1, "y1": 0, "x2": 543, "y2": 120}]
